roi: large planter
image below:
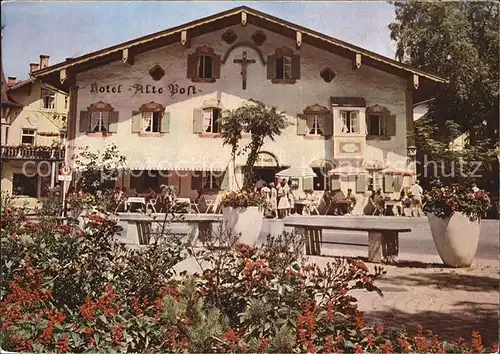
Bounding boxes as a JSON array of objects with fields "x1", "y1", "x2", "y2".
[
  {"x1": 427, "y1": 212, "x2": 480, "y2": 267},
  {"x1": 222, "y1": 206, "x2": 264, "y2": 246}
]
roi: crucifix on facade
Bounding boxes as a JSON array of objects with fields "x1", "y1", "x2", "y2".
[{"x1": 233, "y1": 51, "x2": 256, "y2": 90}]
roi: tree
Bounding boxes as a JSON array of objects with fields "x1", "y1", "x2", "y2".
[
  {"x1": 389, "y1": 1, "x2": 499, "y2": 209},
  {"x1": 72, "y1": 144, "x2": 126, "y2": 193},
  {"x1": 221, "y1": 100, "x2": 289, "y2": 190}
]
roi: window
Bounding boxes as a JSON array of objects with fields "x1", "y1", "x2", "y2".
[
  {"x1": 340, "y1": 111, "x2": 360, "y2": 134},
  {"x1": 312, "y1": 168, "x2": 330, "y2": 191},
  {"x1": 307, "y1": 115, "x2": 325, "y2": 135},
  {"x1": 187, "y1": 46, "x2": 220, "y2": 82},
  {"x1": 267, "y1": 47, "x2": 300, "y2": 83},
  {"x1": 130, "y1": 170, "x2": 162, "y2": 192},
  {"x1": 198, "y1": 55, "x2": 213, "y2": 79},
  {"x1": 90, "y1": 111, "x2": 110, "y2": 132},
  {"x1": 13, "y1": 174, "x2": 37, "y2": 197},
  {"x1": 368, "y1": 171, "x2": 383, "y2": 191},
  {"x1": 41, "y1": 89, "x2": 56, "y2": 109},
  {"x1": 367, "y1": 114, "x2": 384, "y2": 136},
  {"x1": 202, "y1": 171, "x2": 220, "y2": 189},
  {"x1": 276, "y1": 56, "x2": 292, "y2": 79},
  {"x1": 203, "y1": 108, "x2": 221, "y2": 133},
  {"x1": 64, "y1": 96, "x2": 69, "y2": 109},
  {"x1": 21, "y1": 129, "x2": 36, "y2": 145},
  {"x1": 320, "y1": 68, "x2": 336, "y2": 83},
  {"x1": 143, "y1": 111, "x2": 162, "y2": 133},
  {"x1": 40, "y1": 176, "x2": 52, "y2": 197}
]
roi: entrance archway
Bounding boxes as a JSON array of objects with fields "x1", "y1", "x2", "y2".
[{"x1": 252, "y1": 151, "x2": 282, "y2": 184}]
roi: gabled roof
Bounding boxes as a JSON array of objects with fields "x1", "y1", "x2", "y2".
[
  {"x1": 7, "y1": 77, "x2": 35, "y2": 91},
  {"x1": 1, "y1": 65, "x2": 22, "y2": 108},
  {"x1": 32, "y1": 6, "x2": 447, "y2": 97}
]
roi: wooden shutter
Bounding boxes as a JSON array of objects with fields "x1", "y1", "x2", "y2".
[
  {"x1": 303, "y1": 177, "x2": 313, "y2": 191},
  {"x1": 79, "y1": 111, "x2": 89, "y2": 132},
  {"x1": 356, "y1": 174, "x2": 367, "y2": 193},
  {"x1": 220, "y1": 170, "x2": 230, "y2": 190},
  {"x1": 131, "y1": 111, "x2": 142, "y2": 133},
  {"x1": 291, "y1": 55, "x2": 301, "y2": 79},
  {"x1": 384, "y1": 175, "x2": 395, "y2": 193},
  {"x1": 297, "y1": 114, "x2": 306, "y2": 135},
  {"x1": 193, "y1": 109, "x2": 203, "y2": 134},
  {"x1": 187, "y1": 54, "x2": 198, "y2": 78},
  {"x1": 365, "y1": 113, "x2": 371, "y2": 135},
  {"x1": 331, "y1": 177, "x2": 341, "y2": 191},
  {"x1": 385, "y1": 114, "x2": 396, "y2": 136},
  {"x1": 161, "y1": 112, "x2": 170, "y2": 133},
  {"x1": 191, "y1": 173, "x2": 202, "y2": 190},
  {"x1": 267, "y1": 55, "x2": 276, "y2": 79},
  {"x1": 324, "y1": 113, "x2": 333, "y2": 136},
  {"x1": 108, "y1": 111, "x2": 119, "y2": 133},
  {"x1": 213, "y1": 55, "x2": 221, "y2": 79}
]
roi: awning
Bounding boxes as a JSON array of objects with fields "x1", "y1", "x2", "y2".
[
  {"x1": 276, "y1": 167, "x2": 317, "y2": 178},
  {"x1": 124, "y1": 154, "x2": 230, "y2": 172},
  {"x1": 309, "y1": 158, "x2": 334, "y2": 168},
  {"x1": 380, "y1": 167, "x2": 416, "y2": 176},
  {"x1": 327, "y1": 165, "x2": 368, "y2": 176}
]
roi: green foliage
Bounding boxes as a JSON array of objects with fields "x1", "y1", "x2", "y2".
[
  {"x1": 72, "y1": 144, "x2": 126, "y2": 194},
  {"x1": 389, "y1": 1, "x2": 499, "y2": 198},
  {"x1": 221, "y1": 99, "x2": 289, "y2": 189}
]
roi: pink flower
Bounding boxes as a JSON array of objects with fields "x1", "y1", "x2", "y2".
[{"x1": 11, "y1": 233, "x2": 18, "y2": 239}]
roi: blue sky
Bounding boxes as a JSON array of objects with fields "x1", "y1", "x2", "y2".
[{"x1": 1, "y1": 1, "x2": 397, "y2": 80}]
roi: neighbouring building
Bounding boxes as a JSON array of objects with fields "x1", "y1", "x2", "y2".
[
  {"x1": 1, "y1": 55, "x2": 67, "y2": 205},
  {"x1": 32, "y1": 6, "x2": 445, "y2": 207}
]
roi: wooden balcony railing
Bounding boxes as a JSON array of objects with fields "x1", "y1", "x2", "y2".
[{"x1": 1, "y1": 145, "x2": 65, "y2": 160}]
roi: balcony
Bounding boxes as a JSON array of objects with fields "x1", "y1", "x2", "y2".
[{"x1": 1, "y1": 145, "x2": 65, "y2": 161}]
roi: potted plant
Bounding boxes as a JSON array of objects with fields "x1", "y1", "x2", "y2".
[
  {"x1": 220, "y1": 99, "x2": 289, "y2": 245},
  {"x1": 424, "y1": 183, "x2": 491, "y2": 267}
]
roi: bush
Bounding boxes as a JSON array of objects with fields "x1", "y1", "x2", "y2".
[{"x1": 1, "y1": 207, "x2": 497, "y2": 353}]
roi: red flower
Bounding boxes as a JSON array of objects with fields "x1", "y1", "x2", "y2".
[
  {"x1": 11, "y1": 233, "x2": 18, "y2": 239},
  {"x1": 355, "y1": 343, "x2": 364, "y2": 354},
  {"x1": 355, "y1": 260, "x2": 369, "y2": 272},
  {"x1": 56, "y1": 333, "x2": 70, "y2": 353}
]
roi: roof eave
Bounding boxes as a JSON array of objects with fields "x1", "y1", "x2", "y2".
[{"x1": 31, "y1": 5, "x2": 447, "y2": 85}]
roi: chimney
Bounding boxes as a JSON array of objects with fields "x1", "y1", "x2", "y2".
[
  {"x1": 29, "y1": 62, "x2": 40, "y2": 73},
  {"x1": 39, "y1": 54, "x2": 50, "y2": 69},
  {"x1": 7, "y1": 77, "x2": 17, "y2": 87}
]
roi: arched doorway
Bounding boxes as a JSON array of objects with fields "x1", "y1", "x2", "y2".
[{"x1": 252, "y1": 151, "x2": 282, "y2": 183}]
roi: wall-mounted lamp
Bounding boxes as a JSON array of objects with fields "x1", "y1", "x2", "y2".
[{"x1": 407, "y1": 145, "x2": 417, "y2": 157}]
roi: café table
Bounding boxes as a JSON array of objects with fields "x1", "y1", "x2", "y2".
[{"x1": 125, "y1": 197, "x2": 147, "y2": 212}]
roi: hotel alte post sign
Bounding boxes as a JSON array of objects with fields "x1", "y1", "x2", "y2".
[{"x1": 90, "y1": 81, "x2": 201, "y2": 98}]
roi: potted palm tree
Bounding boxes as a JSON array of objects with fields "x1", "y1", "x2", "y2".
[
  {"x1": 220, "y1": 99, "x2": 288, "y2": 245},
  {"x1": 424, "y1": 183, "x2": 492, "y2": 267}
]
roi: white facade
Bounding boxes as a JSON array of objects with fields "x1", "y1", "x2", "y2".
[{"x1": 72, "y1": 23, "x2": 411, "y2": 199}]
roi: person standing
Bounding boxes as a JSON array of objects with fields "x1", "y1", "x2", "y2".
[
  {"x1": 345, "y1": 188, "x2": 357, "y2": 214},
  {"x1": 254, "y1": 176, "x2": 265, "y2": 192},
  {"x1": 269, "y1": 182, "x2": 278, "y2": 219},
  {"x1": 261, "y1": 182, "x2": 271, "y2": 217},
  {"x1": 409, "y1": 180, "x2": 424, "y2": 217},
  {"x1": 277, "y1": 179, "x2": 291, "y2": 218},
  {"x1": 287, "y1": 179, "x2": 296, "y2": 215}
]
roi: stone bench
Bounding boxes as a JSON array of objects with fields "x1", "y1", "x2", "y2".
[{"x1": 284, "y1": 215, "x2": 411, "y2": 263}]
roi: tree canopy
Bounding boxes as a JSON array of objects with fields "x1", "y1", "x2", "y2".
[{"x1": 389, "y1": 1, "x2": 499, "y2": 209}]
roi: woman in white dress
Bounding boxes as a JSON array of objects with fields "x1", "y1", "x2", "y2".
[
  {"x1": 269, "y1": 182, "x2": 278, "y2": 218},
  {"x1": 277, "y1": 179, "x2": 291, "y2": 218}
]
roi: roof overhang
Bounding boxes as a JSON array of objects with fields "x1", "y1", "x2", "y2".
[{"x1": 32, "y1": 6, "x2": 447, "y2": 96}]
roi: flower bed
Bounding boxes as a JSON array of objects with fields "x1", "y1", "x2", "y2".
[
  {"x1": 0, "y1": 206, "x2": 497, "y2": 353},
  {"x1": 220, "y1": 189, "x2": 266, "y2": 209}
]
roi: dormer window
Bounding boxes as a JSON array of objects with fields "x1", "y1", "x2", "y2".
[
  {"x1": 267, "y1": 47, "x2": 300, "y2": 84},
  {"x1": 187, "y1": 46, "x2": 221, "y2": 83}
]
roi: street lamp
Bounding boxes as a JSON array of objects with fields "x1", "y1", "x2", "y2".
[{"x1": 407, "y1": 145, "x2": 417, "y2": 157}]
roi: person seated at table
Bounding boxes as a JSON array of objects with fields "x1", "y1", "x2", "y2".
[
  {"x1": 114, "y1": 187, "x2": 125, "y2": 203},
  {"x1": 345, "y1": 188, "x2": 357, "y2": 214},
  {"x1": 194, "y1": 188, "x2": 203, "y2": 204}
]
